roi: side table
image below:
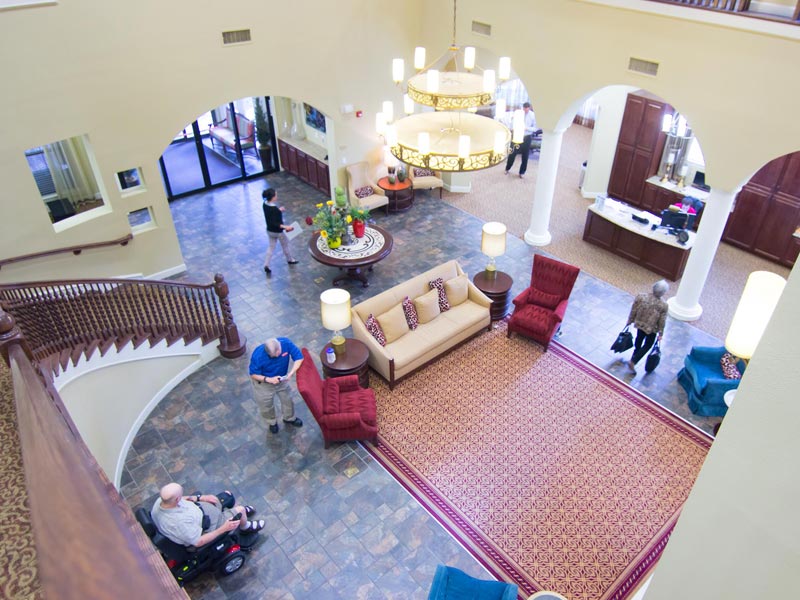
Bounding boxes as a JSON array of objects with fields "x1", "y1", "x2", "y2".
[
  {"x1": 319, "y1": 338, "x2": 370, "y2": 389},
  {"x1": 473, "y1": 270, "x2": 513, "y2": 321},
  {"x1": 377, "y1": 176, "x2": 414, "y2": 212}
]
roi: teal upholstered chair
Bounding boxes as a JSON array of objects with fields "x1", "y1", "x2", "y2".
[
  {"x1": 427, "y1": 565, "x2": 517, "y2": 600},
  {"x1": 677, "y1": 346, "x2": 745, "y2": 417}
]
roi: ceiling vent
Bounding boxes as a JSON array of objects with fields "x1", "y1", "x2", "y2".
[
  {"x1": 628, "y1": 57, "x2": 659, "y2": 77},
  {"x1": 222, "y1": 29, "x2": 252, "y2": 45},
  {"x1": 471, "y1": 20, "x2": 491, "y2": 36}
]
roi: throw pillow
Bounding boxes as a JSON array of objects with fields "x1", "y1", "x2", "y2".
[
  {"x1": 444, "y1": 275, "x2": 469, "y2": 307},
  {"x1": 413, "y1": 289, "x2": 441, "y2": 324},
  {"x1": 355, "y1": 185, "x2": 374, "y2": 199},
  {"x1": 413, "y1": 168, "x2": 435, "y2": 177},
  {"x1": 528, "y1": 287, "x2": 561, "y2": 310},
  {"x1": 401, "y1": 296, "x2": 419, "y2": 330},
  {"x1": 376, "y1": 303, "x2": 410, "y2": 344},
  {"x1": 364, "y1": 313, "x2": 386, "y2": 346},
  {"x1": 720, "y1": 352, "x2": 742, "y2": 380},
  {"x1": 428, "y1": 277, "x2": 451, "y2": 312}
]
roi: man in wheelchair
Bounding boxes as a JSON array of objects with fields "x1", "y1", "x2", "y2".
[{"x1": 136, "y1": 482, "x2": 265, "y2": 583}]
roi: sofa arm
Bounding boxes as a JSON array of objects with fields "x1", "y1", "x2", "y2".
[
  {"x1": 321, "y1": 412, "x2": 363, "y2": 430},
  {"x1": 690, "y1": 346, "x2": 726, "y2": 361},
  {"x1": 331, "y1": 374, "x2": 361, "y2": 392},
  {"x1": 466, "y1": 280, "x2": 492, "y2": 308}
]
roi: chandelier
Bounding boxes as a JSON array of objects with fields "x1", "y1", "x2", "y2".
[{"x1": 376, "y1": 0, "x2": 517, "y2": 172}]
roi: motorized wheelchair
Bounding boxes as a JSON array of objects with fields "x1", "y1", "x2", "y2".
[{"x1": 135, "y1": 491, "x2": 258, "y2": 586}]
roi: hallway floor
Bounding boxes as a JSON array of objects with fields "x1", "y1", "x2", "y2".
[{"x1": 122, "y1": 173, "x2": 724, "y2": 599}]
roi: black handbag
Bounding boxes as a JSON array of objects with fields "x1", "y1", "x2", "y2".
[
  {"x1": 645, "y1": 341, "x2": 661, "y2": 373},
  {"x1": 611, "y1": 326, "x2": 633, "y2": 353}
]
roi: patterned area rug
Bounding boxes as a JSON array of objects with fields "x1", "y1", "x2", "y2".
[
  {"x1": 0, "y1": 362, "x2": 41, "y2": 599},
  {"x1": 365, "y1": 323, "x2": 712, "y2": 599}
]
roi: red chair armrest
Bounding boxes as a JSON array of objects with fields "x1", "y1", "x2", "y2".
[
  {"x1": 512, "y1": 289, "x2": 531, "y2": 308},
  {"x1": 552, "y1": 299, "x2": 569, "y2": 323},
  {"x1": 321, "y1": 412, "x2": 362, "y2": 430}
]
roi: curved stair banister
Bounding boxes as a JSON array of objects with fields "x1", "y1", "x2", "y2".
[
  {"x1": 0, "y1": 273, "x2": 246, "y2": 374},
  {"x1": 0, "y1": 233, "x2": 134, "y2": 270},
  {"x1": 0, "y1": 310, "x2": 187, "y2": 599}
]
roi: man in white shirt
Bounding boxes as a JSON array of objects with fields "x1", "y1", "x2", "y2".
[{"x1": 505, "y1": 102, "x2": 538, "y2": 178}]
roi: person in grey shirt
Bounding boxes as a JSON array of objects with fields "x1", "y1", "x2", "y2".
[{"x1": 151, "y1": 482, "x2": 265, "y2": 548}]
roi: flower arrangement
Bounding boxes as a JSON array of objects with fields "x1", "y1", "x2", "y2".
[
  {"x1": 349, "y1": 207, "x2": 371, "y2": 222},
  {"x1": 309, "y1": 200, "x2": 348, "y2": 241}
]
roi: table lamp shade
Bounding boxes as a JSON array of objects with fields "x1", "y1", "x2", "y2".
[
  {"x1": 481, "y1": 222, "x2": 507, "y2": 258},
  {"x1": 724, "y1": 271, "x2": 786, "y2": 360},
  {"x1": 320, "y1": 288, "x2": 351, "y2": 337}
]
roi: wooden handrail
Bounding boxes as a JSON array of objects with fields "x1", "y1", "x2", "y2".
[
  {"x1": 0, "y1": 234, "x2": 133, "y2": 270},
  {"x1": 1, "y1": 312, "x2": 187, "y2": 599}
]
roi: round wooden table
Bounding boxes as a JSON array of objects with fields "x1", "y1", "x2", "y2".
[
  {"x1": 473, "y1": 270, "x2": 513, "y2": 321},
  {"x1": 319, "y1": 338, "x2": 370, "y2": 389},
  {"x1": 377, "y1": 176, "x2": 414, "y2": 212},
  {"x1": 308, "y1": 225, "x2": 393, "y2": 288}
]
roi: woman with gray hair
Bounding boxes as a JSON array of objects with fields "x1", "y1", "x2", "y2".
[{"x1": 625, "y1": 280, "x2": 669, "y2": 373}]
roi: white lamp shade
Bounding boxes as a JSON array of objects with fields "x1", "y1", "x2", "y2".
[
  {"x1": 385, "y1": 123, "x2": 398, "y2": 147},
  {"x1": 427, "y1": 69, "x2": 439, "y2": 93},
  {"x1": 481, "y1": 222, "x2": 507, "y2": 257},
  {"x1": 320, "y1": 288, "x2": 351, "y2": 332},
  {"x1": 464, "y1": 46, "x2": 476, "y2": 70},
  {"x1": 383, "y1": 145, "x2": 399, "y2": 168},
  {"x1": 375, "y1": 112, "x2": 387, "y2": 135},
  {"x1": 458, "y1": 135, "x2": 471, "y2": 159},
  {"x1": 661, "y1": 114, "x2": 673, "y2": 133},
  {"x1": 498, "y1": 56, "x2": 511, "y2": 80},
  {"x1": 392, "y1": 58, "x2": 404, "y2": 83},
  {"x1": 382, "y1": 100, "x2": 394, "y2": 123},
  {"x1": 512, "y1": 109, "x2": 525, "y2": 144},
  {"x1": 493, "y1": 131, "x2": 507, "y2": 155},
  {"x1": 482, "y1": 69, "x2": 496, "y2": 93},
  {"x1": 403, "y1": 94, "x2": 414, "y2": 115},
  {"x1": 417, "y1": 131, "x2": 430, "y2": 155},
  {"x1": 414, "y1": 46, "x2": 426, "y2": 70},
  {"x1": 495, "y1": 98, "x2": 506, "y2": 120},
  {"x1": 725, "y1": 271, "x2": 786, "y2": 359}
]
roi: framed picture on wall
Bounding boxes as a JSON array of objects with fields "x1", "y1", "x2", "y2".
[{"x1": 304, "y1": 103, "x2": 326, "y2": 133}]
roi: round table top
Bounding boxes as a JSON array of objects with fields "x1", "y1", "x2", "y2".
[
  {"x1": 377, "y1": 176, "x2": 412, "y2": 192},
  {"x1": 308, "y1": 225, "x2": 393, "y2": 268},
  {"x1": 319, "y1": 338, "x2": 369, "y2": 371},
  {"x1": 473, "y1": 270, "x2": 513, "y2": 294},
  {"x1": 724, "y1": 389, "x2": 737, "y2": 408}
]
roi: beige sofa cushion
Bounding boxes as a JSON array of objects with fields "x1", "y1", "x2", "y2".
[
  {"x1": 376, "y1": 303, "x2": 409, "y2": 343},
  {"x1": 444, "y1": 275, "x2": 469, "y2": 306},
  {"x1": 414, "y1": 289, "x2": 441, "y2": 323}
]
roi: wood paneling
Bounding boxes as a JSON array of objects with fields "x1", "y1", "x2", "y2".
[{"x1": 278, "y1": 139, "x2": 330, "y2": 195}]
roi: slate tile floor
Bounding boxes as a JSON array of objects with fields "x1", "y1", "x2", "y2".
[{"x1": 122, "y1": 173, "x2": 723, "y2": 599}]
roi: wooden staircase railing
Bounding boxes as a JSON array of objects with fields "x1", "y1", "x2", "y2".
[
  {"x1": 0, "y1": 233, "x2": 133, "y2": 270},
  {"x1": 0, "y1": 273, "x2": 246, "y2": 375},
  {"x1": 0, "y1": 310, "x2": 187, "y2": 600}
]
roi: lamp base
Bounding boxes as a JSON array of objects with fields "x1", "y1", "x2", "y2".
[
  {"x1": 331, "y1": 335, "x2": 346, "y2": 356},
  {"x1": 484, "y1": 267, "x2": 498, "y2": 279}
]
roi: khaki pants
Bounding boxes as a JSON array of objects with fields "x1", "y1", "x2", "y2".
[{"x1": 251, "y1": 379, "x2": 295, "y2": 425}]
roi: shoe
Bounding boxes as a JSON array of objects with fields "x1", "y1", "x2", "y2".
[
  {"x1": 287, "y1": 260, "x2": 298, "y2": 265},
  {"x1": 504, "y1": 170, "x2": 510, "y2": 176},
  {"x1": 627, "y1": 360, "x2": 637, "y2": 373},
  {"x1": 245, "y1": 519, "x2": 266, "y2": 533},
  {"x1": 269, "y1": 423, "x2": 279, "y2": 434},
  {"x1": 283, "y1": 417, "x2": 303, "y2": 428},
  {"x1": 263, "y1": 266, "x2": 271, "y2": 274},
  {"x1": 519, "y1": 173, "x2": 525, "y2": 178},
  {"x1": 244, "y1": 505, "x2": 256, "y2": 517}
]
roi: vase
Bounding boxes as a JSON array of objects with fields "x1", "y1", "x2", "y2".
[
  {"x1": 327, "y1": 236, "x2": 342, "y2": 249},
  {"x1": 353, "y1": 219, "x2": 365, "y2": 238},
  {"x1": 397, "y1": 170, "x2": 406, "y2": 183}
]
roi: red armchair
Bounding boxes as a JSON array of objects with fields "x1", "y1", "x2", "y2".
[
  {"x1": 295, "y1": 348, "x2": 378, "y2": 448},
  {"x1": 507, "y1": 254, "x2": 580, "y2": 350}
]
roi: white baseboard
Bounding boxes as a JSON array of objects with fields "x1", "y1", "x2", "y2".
[
  {"x1": 148, "y1": 263, "x2": 187, "y2": 280},
  {"x1": 444, "y1": 182, "x2": 472, "y2": 193}
]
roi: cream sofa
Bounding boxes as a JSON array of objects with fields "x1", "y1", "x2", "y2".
[{"x1": 351, "y1": 260, "x2": 491, "y2": 388}]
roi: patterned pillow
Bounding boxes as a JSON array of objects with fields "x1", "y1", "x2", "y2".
[
  {"x1": 528, "y1": 287, "x2": 561, "y2": 310},
  {"x1": 355, "y1": 186, "x2": 374, "y2": 199},
  {"x1": 428, "y1": 278, "x2": 450, "y2": 312},
  {"x1": 402, "y1": 296, "x2": 419, "y2": 330},
  {"x1": 720, "y1": 352, "x2": 742, "y2": 380},
  {"x1": 414, "y1": 168, "x2": 435, "y2": 177},
  {"x1": 365, "y1": 313, "x2": 386, "y2": 346}
]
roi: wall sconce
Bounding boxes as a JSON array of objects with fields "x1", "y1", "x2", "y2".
[
  {"x1": 724, "y1": 271, "x2": 786, "y2": 360},
  {"x1": 481, "y1": 222, "x2": 507, "y2": 277},
  {"x1": 320, "y1": 288, "x2": 351, "y2": 356}
]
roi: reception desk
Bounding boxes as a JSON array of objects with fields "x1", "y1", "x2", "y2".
[{"x1": 582, "y1": 198, "x2": 695, "y2": 281}]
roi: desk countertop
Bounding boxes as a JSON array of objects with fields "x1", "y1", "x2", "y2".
[
  {"x1": 277, "y1": 136, "x2": 327, "y2": 163},
  {"x1": 588, "y1": 198, "x2": 695, "y2": 250},
  {"x1": 645, "y1": 176, "x2": 710, "y2": 201}
]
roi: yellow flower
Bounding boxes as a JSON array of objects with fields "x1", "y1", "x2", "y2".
[
  {"x1": 346, "y1": 215, "x2": 352, "y2": 223},
  {"x1": 315, "y1": 203, "x2": 323, "y2": 208},
  {"x1": 326, "y1": 200, "x2": 334, "y2": 206},
  {"x1": 320, "y1": 230, "x2": 328, "y2": 238}
]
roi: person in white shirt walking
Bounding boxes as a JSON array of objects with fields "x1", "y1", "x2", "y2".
[{"x1": 504, "y1": 102, "x2": 537, "y2": 178}]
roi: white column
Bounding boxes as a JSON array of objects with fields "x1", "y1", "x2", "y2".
[
  {"x1": 667, "y1": 187, "x2": 737, "y2": 321},
  {"x1": 524, "y1": 129, "x2": 564, "y2": 246}
]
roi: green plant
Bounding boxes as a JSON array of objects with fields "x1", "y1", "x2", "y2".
[
  {"x1": 334, "y1": 186, "x2": 347, "y2": 208},
  {"x1": 349, "y1": 206, "x2": 371, "y2": 221},
  {"x1": 311, "y1": 201, "x2": 348, "y2": 240},
  {"x1": 253, "y1": 97, "x2": 271, "y2": 148}
]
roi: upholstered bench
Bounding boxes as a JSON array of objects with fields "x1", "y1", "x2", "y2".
[{"x1": 209, "y1": 109, "x2": 255, "y2": 156}]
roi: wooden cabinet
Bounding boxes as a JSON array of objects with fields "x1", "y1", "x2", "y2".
[
  {"x1": 608, "y1": 92, "x2": 674, "y2": 206},
  {"x1": 277, "y1": 138, "x2": 330, "y2": 195}
]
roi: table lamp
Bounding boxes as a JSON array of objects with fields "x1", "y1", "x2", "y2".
[
  {"x1": 481, "y1": 222, "x2": 507, "y2": 278},
  {"x1": 724, "y1": 271, "x2": 786, "y2": 360},
  {"x1": 320, "y1": 288, "x2": 351, "y2": 356}
]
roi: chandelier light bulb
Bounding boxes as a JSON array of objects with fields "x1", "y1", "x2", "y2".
[
  {"x1": 483, "y1": 69, "x2": 496, "y2": 93},
  {"x1": 512, "y1": 109, "x2": 524, "y2": 144},
  {"x1": 382, "y1": 100, "x2": 394, "y2": 123},
  {"x1": 418, "y1": 132, "x2": 431, "y2": 155},
  {"x1": 414, "y1": 46, "x2": 426, "y2": 70},
  {"x1": 427, "y1": 69, "x2": 439, "y2": 93},
  {"x1": 464, "y1": 46, "x2": 476, "y2": 70},
  {"x1": 392, "y1": 58, "x2": 404, "y2": 84},
  {"x1": 495, "y1": 98, "x2": 506, "y2": 119},
  {"x1": 494, "y1": 131, "x2": 506, "y2": 155},
  {"x1": 403, "y1": 94, "x2": 414, "y2": 115},
  {"x1": 375, "y1": 112, "x2": 387, "y2": 136},
  {"x1": 458, "y1": 135, "x2": 471, "y2": 159},
  {"x1": 385, "y1": 123, "x2": 398, "y2": 147},
  {"x1": 498, "y1": 57, "x2": 511, "y2": 80}
]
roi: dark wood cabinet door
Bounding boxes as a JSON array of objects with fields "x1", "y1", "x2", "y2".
[
  {"x1": 297, "y1": 151, "x2": 309, "y2": 183},
  {"x1": 278, "y1": 139, "x2": 289, "y2": 172},
  {"x1": 625, "y1": 150, "x2": 653, "y2": 206},
  {"x1": 638, "y1": 101, "x2": 671, "y2": 152},
  {"x1": 307, "y1": 157, "x2": 319, "y2": 188},
  {"x1": 316, "y1": 161, "x2": 330, "y2": 194},
  {"x1": 641, "y1": 183, "x2": 659, "y2": 212},
  {"x1": 608, "y1": 145, "x2": 635, "y2": 200},
  {"x1": 750, "y1": 155, "x2": 787, "y2": 190},
  {"x1": 777, "y1": 151, "x2": 800, "y2": 198},
  {"x1": 286, "y1": 145, "x2": 298, "y2": 175},
  {"x1": 723, "y1": 186, "x2": 770, "y2": 249},
  {"x1": 753, "y1": 192, "x2": 800, "y2": 263},
  {"x1": 654, "y1": 188, "x2": 682, "y2": 215},
  {"x1": 618, "y1": 95, "x2": 646, "y2": 147},
  {"x1": 783, "y1": 236, "x2": 800, "y2": 267}
]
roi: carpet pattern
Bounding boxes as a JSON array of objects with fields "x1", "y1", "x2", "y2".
[
  {"x1": 365, "y1": 323, "x2": 712, "y2": 600},
  {"x1": 0, "y1": 363, "x2": 42, "y2": 600}
]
